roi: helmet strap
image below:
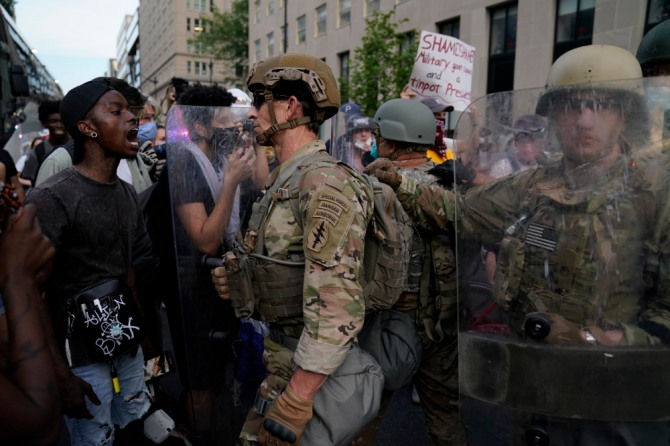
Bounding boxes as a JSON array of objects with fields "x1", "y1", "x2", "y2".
[{"x1": 256, "y1": 88, "x2": 319, "y2": 145}]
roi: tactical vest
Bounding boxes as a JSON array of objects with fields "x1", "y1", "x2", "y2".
[
  {"x1": 225, "y1": 150, "x2": 410, "y2": 324},
  {"x1": 492, "y1": 159, "x2": 659, "y2": 332}
]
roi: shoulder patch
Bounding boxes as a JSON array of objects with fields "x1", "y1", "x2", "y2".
[{"x1": 306, "y1": 220, "x2": 329, "y2": 252}]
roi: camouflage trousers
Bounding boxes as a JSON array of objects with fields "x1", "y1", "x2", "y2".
[{"x1": 414, "y1": 328, "x2": 459, "y2": 446}]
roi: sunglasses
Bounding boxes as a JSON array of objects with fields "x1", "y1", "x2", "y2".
[{"x1": 252, "y1": 91, "x2": 290, "y2": 109}]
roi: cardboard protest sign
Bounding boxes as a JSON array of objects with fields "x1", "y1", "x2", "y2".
[{"x1": 408, "y1": 31, "x2": 475, "y2": 112}]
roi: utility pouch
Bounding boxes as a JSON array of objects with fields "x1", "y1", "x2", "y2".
[
  {"x1": 224, "y1": 252, "x2": 255, "y2": 318},
  {"x1": 492, "y1": 236, "x2": 526, "y2": 310},
  {"x1": 250, "y1": 255, "x2": 304, "y2": 322}
]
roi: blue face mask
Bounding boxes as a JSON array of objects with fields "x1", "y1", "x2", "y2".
[
  {"x1": 138, "y1": 121, "x2": 157, "y2": 144},
  {"x1": 369, "y1": 141, "x2": 378, "y2": 160}
]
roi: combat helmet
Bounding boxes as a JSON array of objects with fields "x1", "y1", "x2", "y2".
[
  {"x1": 373, "y1": 98, "x2": 435, "y2": 159},
  {"x1": 247, "y1": 53, "x2": 340, "y2": 144},
  {"x1": 536, "y1": 44, "x2": 649, "y2": 146},
  {"x1": 347, "y1": 115, "x2": 375, "y2": 134},
  {"x1": 636, "y1": 19, "x2": 670, "y2": 74}
]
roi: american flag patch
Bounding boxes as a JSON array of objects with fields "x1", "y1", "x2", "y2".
[{"x1": 525, "y1": 223, "x2": 559, "y2": 251}]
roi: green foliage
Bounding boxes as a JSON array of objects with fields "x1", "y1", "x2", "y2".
[
  {"x1": 189, "y1": 0, "x2": 249, "y2": 87},
  {"x1": 349, "y1": 10, "x2": 418, "y2": 116},
  {"x1": 0, "y1": 0, "x2": 16, "y2": 17}
]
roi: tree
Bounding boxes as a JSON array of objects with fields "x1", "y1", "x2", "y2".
[
  {"x1": 346, "y1": 10, "x2": 418, "y2": 116},
  {"x1": 190, "y1": 0, "x2": 249, "y2": 88},
  {"x1": 0, "y1": 0, "x2": 16, "y2": 17}
]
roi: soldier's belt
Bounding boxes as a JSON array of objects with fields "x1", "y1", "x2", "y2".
[{"x1": 460, "y1": 333, "x2": 670, "y2": 421}]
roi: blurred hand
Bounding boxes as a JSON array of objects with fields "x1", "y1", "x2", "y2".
[
  {"x1": 0, "y1": 204, "x2": 54, "y2": 289},
  {"x1": 364, "y1": 158, "x2": 402, "y2": 190},
  {"x1": 399, "y1": 84, "x2": 417, "y2": 100},
  {"x1": 225, "y1": 147, "x2": 256, "y2": 186},
  {"x1": 211, "y1": 266, "x2": 231, "y2": 300},
  {"x1": 427, "y1": 159, "x2": 476, "y2": 188},
  {"x1": 60, "y1": 374, "x2": 101, "y2": 419}
]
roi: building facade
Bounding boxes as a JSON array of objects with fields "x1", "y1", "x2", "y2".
[
  {"x1": 138, "y1": 0, "x2": 234, "y2": 108},
  {"x1": 248, "y1": 0, "x2": 669, "y2": 103},
  {"x1": 116, "y1": 8, "x2": 140, "y2": 88}
]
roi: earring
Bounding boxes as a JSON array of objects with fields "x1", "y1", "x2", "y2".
[{"x1": 90, "y1": 132, "x2": 98, "y2": 138}]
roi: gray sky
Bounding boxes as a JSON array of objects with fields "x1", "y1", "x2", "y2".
[{"x1": 13, "y1": 0, "x2": 139, "y2": 95}]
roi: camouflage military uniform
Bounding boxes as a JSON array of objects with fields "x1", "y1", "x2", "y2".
[
  {"x1": 397, "y1": 161, "x2": 459, "y2": 446},
  {"x1": 240, "y1": 140, "x2": 373, "y2": 444},
  {"x1": 394, "y1": 153, "x2": 670, "y2": 443},
  {"x1": 396, "y1": 155, "x2": 670, "y2": 341}
]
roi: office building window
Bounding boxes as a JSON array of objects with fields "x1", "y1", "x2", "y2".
[
  {"x1": 255, "y1": 39, "x2": 262, "y2": 61},
  {"x1": 645, "y1": 0, "x2": 670, "y2": 33},
  {"x1": 366, "y1": 0, "x2": 380, "y2": 16},
  {"x1": 488, "y1": 3, "x2": 517, "y2": 93},
  {"x1": 316, "y1": 4, "x2": 327, "y2": 36},
  {"x1": 399, "y1": 31, "x2": 416, "y2": 54},
  {"x1": 281, "y1": 24, "x2": 287, "y2": 52},
  {"x1": 339, "y1": 51, "x2": 350, "y2": 80},
  {"x1": 187, "y1": 60, "x2": 192, "y2": 74},
  {"x1": 255, "y1": 0, "x2": 261, "y2": 24},
  {"x1": 202, "y1": 61, "x2": 207, "y2": 75},
  {"x1": 297, "y1": 15, "x2": 306, "y2": 43},
  {"x1": 186, "y1": 17, "x2": 191, "y2": 31},
  {"x1": 438, "y1": 18, "x2": 460, "y2": 38},
  {"x1": 194, "y1": 18, "x2": 203, "y2": 32},
  {"x1": 554, "y1": 0, "x2": 594, "y2": 60},
  {"x1": 268, "y1": 0, "x2": 275, "y2": 16},
  {"x1": 339, "y1": 0, "x2": 351, "y2": 27},
  {"x1": 268, "y1": 32, "x2": 275, "y2": 57}
]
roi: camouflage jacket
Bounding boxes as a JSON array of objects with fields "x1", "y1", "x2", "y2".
[
  {"x1": 395, "y1": 155, "x2": 670, "y2": 345},
  {"x1": 261, "y1": 140, "x2": 373, "y2": 374}
]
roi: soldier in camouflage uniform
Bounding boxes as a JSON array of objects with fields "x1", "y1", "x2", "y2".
[
  {"x1": 366, "y1": 45, "x2": 670, "y2": 444},
  {"x1": 211, "y1": 54, "x2": 380, "y2": 446},
  {"x1": 357, "y1": 98, "x2": 459, "y2": 445}
]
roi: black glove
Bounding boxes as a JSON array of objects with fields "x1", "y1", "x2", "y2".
[{"x1": 427, "y1": 159, "x2": 476, "y2": 188}]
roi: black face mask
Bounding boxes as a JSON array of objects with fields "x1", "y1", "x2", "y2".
[{"x1": 209, "y1": 127, "x2": 240, "y2": 156}]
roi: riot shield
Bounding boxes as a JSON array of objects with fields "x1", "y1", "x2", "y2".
[
  {"x1": 164, "y1": 104, "x2": 265, "y2": 442},
  {"x1": 455, "y1": 77, "x2": 670, "y2": 445},
  {"x1": 330, "y1": 112, "x2": 376, "y2": 172}
]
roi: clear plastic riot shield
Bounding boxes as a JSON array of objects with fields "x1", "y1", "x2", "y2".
[
  {"x1": 164, "y1": 103, "x2": 265, "y2": 443},
  {"x1": 455, "y1": 77, "x2": 670, "y2": 445},
  {"x1": 330, "y1": 111, "x2": 376, "y2": 172}
]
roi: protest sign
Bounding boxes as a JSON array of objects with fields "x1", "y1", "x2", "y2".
[{"x1": 408, "y1": 31, "x2": 475, "y2": 112}]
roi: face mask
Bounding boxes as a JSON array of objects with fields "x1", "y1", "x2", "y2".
[
  {"x1": 138, "y1": 121, "x2": 157, "y2": 144},
  {"x1": 354, "y1": 136, "x2": 374, "y2": 151},
  {"x1": 369, "y1": 141, "x2": 378, "y2": 160},
  {"x1": 209, "y1": 127, "x2": 240, "y2": 156}
]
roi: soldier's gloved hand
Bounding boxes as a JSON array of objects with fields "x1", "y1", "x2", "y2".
[
  {"x1": 364, "y1": 158, "x2": 402, "y2": 190},
  {"x1": 427, "y1": 159, "x2": 476, "y2": 188},
  {"x1": 525, "y1": 312, "x2": 589, "y2": 345},
  {"x1": 259, "y1": 383, "x2": 313, "y2": 446},
  {"x1": 210, "y1": 266, "x2": 231, "y2": 300}
]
